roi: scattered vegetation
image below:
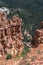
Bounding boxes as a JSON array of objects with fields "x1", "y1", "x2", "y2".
[
  {"x1": 26, "y1": 62, "x2": 30, "y2": 65},
  {"x1": 40, "y1": 57, "x2": 43, "y2": 60},
  {"x1": 21, "y1": 46, "x2": 31, "y2": 57},
  {"x1": 31, "y1": 56, "x2": 35, "y2": 61},
  {"x1": 37, "y1": 49, "x2": 41, "y2": 55},
  {"x1": 6, "y1": 54, "x2": 12, "y2": 59},
  {"x1": 15, "y1": 46, "x2": 31, "y2": 60}
]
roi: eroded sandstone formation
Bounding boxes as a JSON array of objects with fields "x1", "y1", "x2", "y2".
[
  {"x1": 34, "y1": 29, "x2": 43, "y2": 43},
  {"x1": 0, "y1": 13, "x2": 24, "y2": 57},
  {"x1": 32, "y1": 22, "x2": 43, "y2": 47}
]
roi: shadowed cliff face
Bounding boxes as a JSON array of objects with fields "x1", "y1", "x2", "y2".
[
  {"x1": 0, "y1": 0, "x2": 43, "y2": 7},
  {"x1": 0, "y1": 0, "x2": 43, "y2": 15}
]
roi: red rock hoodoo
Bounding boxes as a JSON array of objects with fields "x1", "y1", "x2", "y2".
[
  {"x1": 0, "y1": 13, "x2": 24, "y2": 57},
  {"x1": 32, "y1": 22, "x2": 43, "y2": 47}
]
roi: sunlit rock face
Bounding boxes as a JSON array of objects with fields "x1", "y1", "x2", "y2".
[{"x1": 0, "y1": 13, "x2": 23, "y2": 57}]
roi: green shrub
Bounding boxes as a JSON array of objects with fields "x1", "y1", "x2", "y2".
[
  {"x1": 21, "y1": 46, "x2": 31, "y2": 57},
  {"x1": 6, "y1": 54, "x2": 12, "y2": 59}
]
